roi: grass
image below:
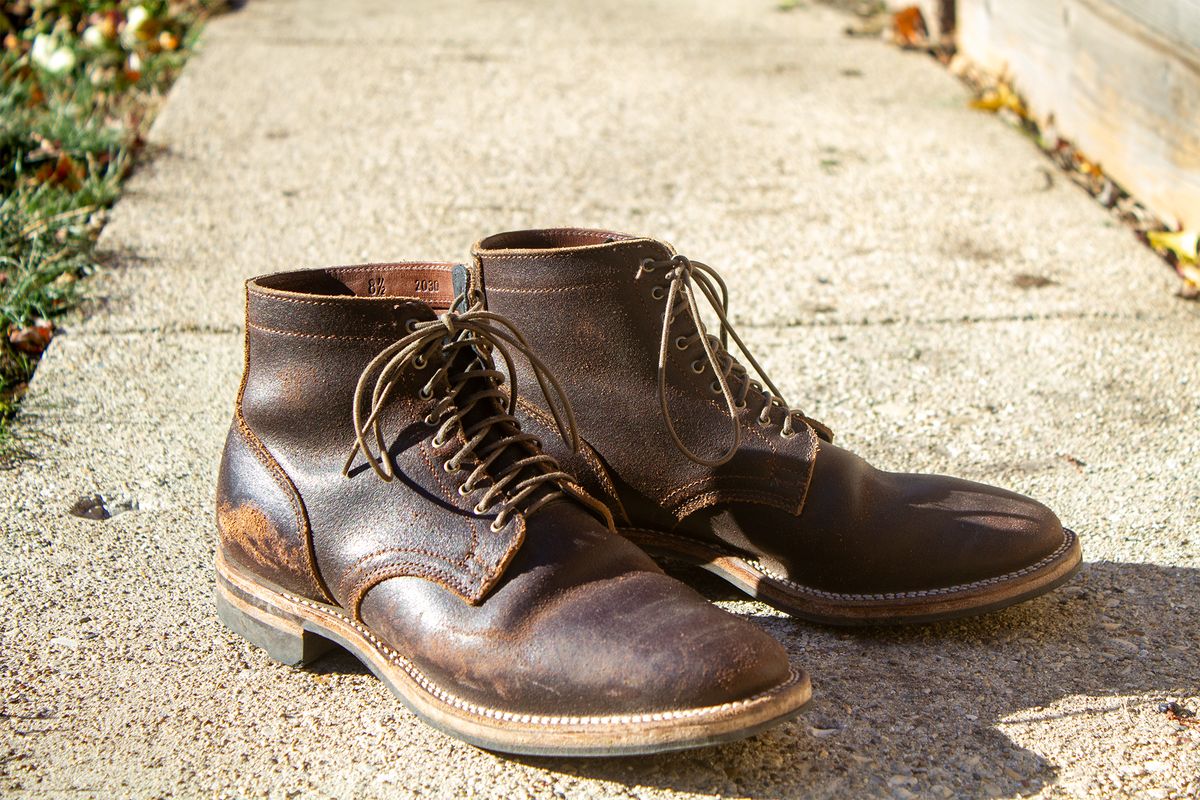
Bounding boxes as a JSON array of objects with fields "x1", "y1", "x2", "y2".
[{"x1": 0, "y1": 0, "x2": 221, "y2": 449}]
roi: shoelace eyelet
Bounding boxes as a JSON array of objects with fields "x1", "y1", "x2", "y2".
[
  {"x1": 710, "y1": 380, "x2": 721, "y2": 394},
  {"x1": 674, "y1": 336, "x2": 689, "y2": 351},
  {"x1": 419, "y1": 386, "x2": 433, "y2": 399},
  {"x1": 443, "y1": 460, "x2": 460, "y2": 472},
  {"x1": 423, "y1": 413, "x2": 439, "y2": 426},
  {"x1": 413, "y1": 354, "x2": 427, "y2": 369},
  {"x1": 489, "y1": 518, "x2": 506, "y2": 533},
  {"x1": 780, "y1": 429, "x2": 798, "y2": 439},
  {"x1": 734, "y1": 400, "x2": 747, "y2": 409},
  {"x1": 691, "y1": 360, "x2": 706, "y2": 374},
  {"x1": 405, "y1": 318, "x2": 419, "y2": 333},
  {"x1": 457, "y1": 483, "x2": 473, "y2": 496},
  {"x1": 473, "y1": 501, "x2": 489, "y2": 514},
  {"x1": 639, "y1": 259, "x2": 656, "y2": 272},
  {"x1": 651, "y1": 286, "x2": 665, "y2": 300}
]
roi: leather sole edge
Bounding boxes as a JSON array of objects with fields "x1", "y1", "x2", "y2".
[
  {"x1": 214, "y1": 549, "x2": 812, "y2": 756},
  {"x1": 622, "y1": 527, "x2": 1083, "y2": 626}
]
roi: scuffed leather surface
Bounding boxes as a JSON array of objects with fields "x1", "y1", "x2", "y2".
[
  {"x1": 216, "y1": 420, "x2": 327, "y2": 601},
  {"x1": 219, "y1": 263, "x2": 795, "y2": 715},
  {"x1": 360, "y1": 501, "x2": 791, "y2": 715},
  {"x1": 473, "y1": 229, "x2": 1066, "y2": 595}
]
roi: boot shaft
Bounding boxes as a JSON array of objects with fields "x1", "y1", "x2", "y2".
[
  {"x1": 218, "y1": 262, "x2": 538, "y2": 608},
  {"x1": 471, "y1": 229, "x2": 819, "y2": 528}
]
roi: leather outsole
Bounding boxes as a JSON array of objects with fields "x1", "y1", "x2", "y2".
[
  {"x1": 621, "y1": 527, "x2": 1083, "y2": 626},
  {"x1": 214, "y1": 549, "x2": 812, "y2": 756}
]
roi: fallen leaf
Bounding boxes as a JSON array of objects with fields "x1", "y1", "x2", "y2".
[
  {"x1": 1073, "y1": 151, "x2": 1103, "y2": 179},
  {"x1": 8, "y1": 320, "x2": 54, "y2": 355},
  {"x1": 1147, "y1": 230, "x2": 1199, "y2": 263},
  {"x1": 32, "y1": 153, "x2": 84, "y2": 191},
  {"x1": 892, "y1": 6, "x2": 927, "y2": 48},
  {"x1": 969, "y1": 82, "x2": 1026, "y2": 118}
]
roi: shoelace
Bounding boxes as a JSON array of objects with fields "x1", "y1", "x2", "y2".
[
  {"x1": 636, "y1": 254, "x2": 834, "y2": 467},
  {"x1": 343, "y1": 301, "x2": 580, "y2": 532}
]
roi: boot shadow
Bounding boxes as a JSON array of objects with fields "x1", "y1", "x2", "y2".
[{"x1": 511, "y1": 559, "x2": 1199, "y2": 799}]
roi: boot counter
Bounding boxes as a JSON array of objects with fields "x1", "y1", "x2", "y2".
[{"x1": 215, "y1": 418, "x2": 329, "y2": 602}]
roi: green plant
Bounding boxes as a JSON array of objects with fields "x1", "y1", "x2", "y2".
[{"x1": 0, "y1": 1, "x2": 221, "y2": 449}]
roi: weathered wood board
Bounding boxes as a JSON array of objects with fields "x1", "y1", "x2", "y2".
[{"x1": 957, "y1": 0, "x2": 1200, "y2": 230}]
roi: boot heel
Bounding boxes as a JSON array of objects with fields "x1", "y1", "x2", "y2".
[{"x1": 215, "y1": 571, "x2": 336, "y2": 666}]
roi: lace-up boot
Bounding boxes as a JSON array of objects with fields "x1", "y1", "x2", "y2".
[
  {"x1": 214, "y1": 263, "x2": 811, "y2": 756},
  {"x1": 470, "y1": 230, "x2": 1081, "y2": 625}
]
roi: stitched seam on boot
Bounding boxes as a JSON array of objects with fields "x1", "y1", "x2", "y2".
[
  {"x1": 247, "y1": 321, "x2": 395, "y2": 341},
  {"x1": 274, "y1": 587, "x2": 805, "y2": 726},
  {"x1": 236, "y1": 294, "x2": 335, "y2": 605},
  {"x1": 515, "y1": 396, "x2": 628, "y2": 522},
  {"x1": 624, "y1": 527, "x2": 1077, "y2": 600}
]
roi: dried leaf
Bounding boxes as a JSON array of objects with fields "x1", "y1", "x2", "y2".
[
  {"x1": 892, "y1": 6, "x2": 927, "y2": 48},
  {"x1": 1073, "y1": 151, "x2": 1103, "y2": 179},
  {"x1": 969, "y1": 82, "x2": 1026, "y2": 118},
  {"x1": 8, "y1": 320, "x2": 54, "y2": 355},
  {"x1": 1147, "y1": 230, "x2": 1199, "y2": 263},
  {"x1": 32, "y1": 153, "x2": 84, "y2": 191}
]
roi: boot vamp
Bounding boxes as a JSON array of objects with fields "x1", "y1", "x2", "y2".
[
  {"x1": 359, "y1": 500, "x2": 793, "y2": 716},
  {"x1": 705, "y1": 443, "x2": 1066, "y2": 595}
]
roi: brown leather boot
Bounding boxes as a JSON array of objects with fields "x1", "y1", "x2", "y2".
[
  {"x1": 470, "y1": 229, "x2": 1082, "y2": 625},
  {"x1": 214, "y1": 263, "x2": 810, "y2": 756}
]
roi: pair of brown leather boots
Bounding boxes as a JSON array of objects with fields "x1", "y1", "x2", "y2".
[{"x1": 215, "y1": 228, "x2": 1081, "y2": 756}]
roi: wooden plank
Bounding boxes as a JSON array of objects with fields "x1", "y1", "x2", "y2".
[{"x1": 957, "y1": 0, "x2": 1200, "y2": 230}]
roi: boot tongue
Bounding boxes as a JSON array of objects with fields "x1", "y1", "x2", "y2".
[{"x1": 442, "y1": 333, "x2": 562, "y2": 514}]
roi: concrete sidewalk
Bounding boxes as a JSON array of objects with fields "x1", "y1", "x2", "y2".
[{"x1": 2, "y1": 0, "x2": 1197, "y2": 797}]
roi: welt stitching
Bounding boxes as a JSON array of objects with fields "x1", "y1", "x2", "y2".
[
  {"x1": 623, "y1": 527, "x2": 1078, "y2": 601},
  {"x1": 278, "y1": 583, "x2": 806, "y2": 725}
]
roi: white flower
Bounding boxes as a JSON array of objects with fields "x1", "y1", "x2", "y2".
[
  {"x1": 81, "y1": 25, "x2": 108, "y2": 49},
  {"x1": 30, "y1": 33, "x2": 77, "y2": 75},
  {"x1": 122, "y1": 6, "x2": 153, "y2": 46}
]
